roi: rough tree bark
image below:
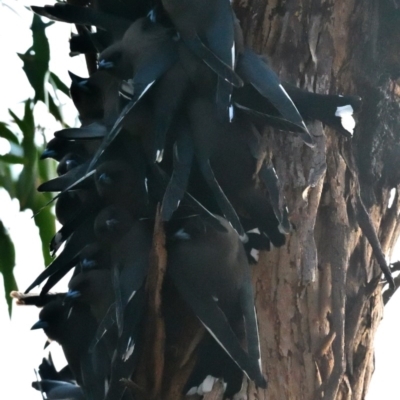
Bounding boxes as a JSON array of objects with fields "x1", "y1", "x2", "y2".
[{"x1": 230, "y1": 1, "x2": 400, "y2": 399}]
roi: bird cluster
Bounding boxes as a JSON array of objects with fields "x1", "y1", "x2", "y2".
[{"x1": 19, "y1": 0, "x2": 362, "y2": 399}]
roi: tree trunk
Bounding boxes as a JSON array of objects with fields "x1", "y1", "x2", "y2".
[
  {"x1": 140, "y1": 1, "x2": 400, "y2": 399},
  {"x1": 228, "y1": 1, "x2": 400, "y2": 399}
]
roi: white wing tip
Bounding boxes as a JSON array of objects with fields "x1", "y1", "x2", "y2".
[{"x1": 335, "y1": 105, "x2": 356, "y2": 135}]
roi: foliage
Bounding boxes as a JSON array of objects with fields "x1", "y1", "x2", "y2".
[{"x1": 0, "y1": 14, "x2": 70, "y2": 315}]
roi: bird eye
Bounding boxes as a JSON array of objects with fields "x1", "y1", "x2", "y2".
[
  {"x1": 81, "y1": 258, "x2": 97, "y2": 270},
  {"x1": 98, "y1": 172, "x2": 114, "y2": 185}
]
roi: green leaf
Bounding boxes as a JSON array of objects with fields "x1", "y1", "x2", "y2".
[
  {"x1": 10, "y1": 101, "x2": 37, "y2": 211},
  {"x1": 0, "y1": 123, "x2": 19, "y2": 144},
  {"x1": 9, "y1": 100, "x2": 35, "y2": 143},
  {"x1": 0, "y1": 154, "x2": 24, "y2": 164},
  {"x1": 49, "y1": 72, "x2": 70, "y2": 98},
  {"x1": 34, "y1": 148, "x2": 56, "y2": 267},
  {"x1": 0, "y1": 163, "x2": 16, "y2": 198},
  {"x1": 0, "y1": 221, "x2": 17, "y2": 317},
  {"x1": 17, "y1": 15, "x2": 51, "y2": 104},
  {"x1": 48, "y1": 93, "x2": 64, "y2": 123},
  {"x1": 32, "y1": 199, "x2": 55, "y2": 267}
]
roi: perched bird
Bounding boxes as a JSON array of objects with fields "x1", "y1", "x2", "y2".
[
  {"x1": 68, "y1": 70, "x2": 121, "y2": 127},
  {"x1": 94, "y1": 159, "x2": 148, "y2": 213},
  {"x1": 56, "y1": 152, "x2": 86, "y2": 176},
  {"x1": 92, "y1": 17, "x2": 179, "y2": 166},
  {"x1": 25, "y1": 217, "x2": 96, "y2": 294},
  {"x1": 94, "y1": 205, "x2": 153, "y2": 333},
  {"x1": 31, "y1": 297, "x2": 104, "y2": 400},
  {"x1": 40, "y1": 137, "x2": 89, "y2": 162},
  {"x1": 55, "y1": 191, "x2": 84, "y2": 226},
  {"x1": 233, "y1": 80, "x2": 362, "y2": 137},
  {"x1": 187, "y1": 96, "x2": 285, "y2": 246},
  {"x1": 32, "y1": 379, "x2": 85, "y2": 400},
  {"x1": 94, "y1": 206, "x2": 153, "y2": 400},
  {"x1": 160, "y1": 0, "x2": 242, "y2": 90},
  {"x1": 68, "y1": 248, "x2": 114, "y2": 324},
  {"x1": 167, "y1": 215, "x2": 267, "y2": 391}
]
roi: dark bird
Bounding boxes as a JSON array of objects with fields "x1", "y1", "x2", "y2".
[
  {"x1": 66, "y1": 248, "x2": 118, "y2": 380},
  {"x1": 167, "y1": 215, "x2": 267, "y2": 390},
  {"x1": 94, "y1": 206, "x2": 153, "y2": 400},
  {"x1": 25, "y1": 217, "x2": 96, "y2": 294},
  {"x1": 233, "y1": 79, "x2": 361, "y2": 138},
  {"x1": 181, "y1": 98, "x2": 245, "y2": 239},
  {"x1": 161, "y1": 0, "x2": 242, "y2": 91},
  {"x1": 42, "y1": 135, "x2": 150, "y2": 256},
  {"x1": 94, "y1": 205, "x2": 153, "y2": 333},
  {"x1": 91, "y1": 17, "x2": 179, "y2": 167},
  {"x1": 40, "y1": 137, "x2": 89, "y2": 162},
  {"x1": 68, "y1": 250, "x2": 114, "y2": 324},
  {"x1": 186, "y1": 96, "x2": 285, "y2": 246},
  {"x1": 32, "y1": 379, "x2": 84, "y2": 400},
  {"x1": 68, "y1": 70, "x2": 121, "y2": 127},
  {"x1": 31, "y1": 297, "x2": 104, "y2": 400},
  {"x1": 55, "y1": 191, "x2": 84, "y2": 226},
  {"x1": 56, "y1": 152, "x2": 86, "y2": 176},
  {"x1": 94, "y1": 159, "x2": 148, "y2": 213}
]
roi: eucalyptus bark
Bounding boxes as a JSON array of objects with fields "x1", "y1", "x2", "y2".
[{"x1": 233, "y1": 1, "x2": 400, "y2": 399}]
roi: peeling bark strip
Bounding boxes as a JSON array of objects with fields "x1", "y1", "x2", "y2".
[
  {"x1": 135, "y1": 207, "x2": 167, "y2": 399},
  {"x1": 230, "y1": 1, "x2": 400, "y2": 399}
]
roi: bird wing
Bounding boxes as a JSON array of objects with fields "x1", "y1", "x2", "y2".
[
  {"x1": 198, "y1": 159, "x2": 247, "y2": 241},
  {"x1": 55, "y1": 123, "x2": 108, "y2": 140},
  {"x1": 162, "y1": 130, "x2": 194, "y2": 221},
  {"x1": 237, "y1": 48, "x2": 314, "y2": 147},
  {"x1": 259, "y1": 162, "x2": 291, "y2": 233},
  {"x1": 171, "y1": 277, "x2": 257, "y2": 382},
  {"x1": 31, "y1": 4, "x2": 130, "y2": 39},
  {"x1": 89, "y1": 45, "x2": 178, "y2": 170}
]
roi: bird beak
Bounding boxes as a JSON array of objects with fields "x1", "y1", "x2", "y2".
[
  {"x1": 40, "y1": 149, "x2": 56, "y2": 160},
  {"x1": 68, "y1": 71, "x2": 89, "y2": 89},
  {"x1": 98, "y1": 59, "x2": 114, "y2": 70},
  {"x1": 65, "y1": 290, "x2": 81, "y2": 300},
  {"x1": 31, "y1": 320, "x2": 49, "y2": 330}
]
